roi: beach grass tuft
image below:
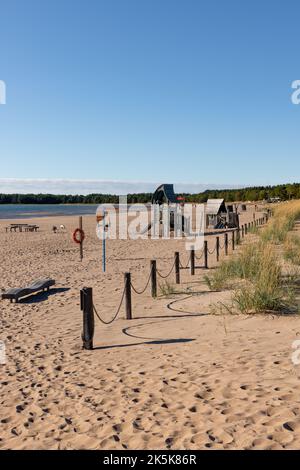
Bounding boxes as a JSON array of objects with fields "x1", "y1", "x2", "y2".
[{"x1": 205, "y1": 200, "x2": 300, "y2": 313}]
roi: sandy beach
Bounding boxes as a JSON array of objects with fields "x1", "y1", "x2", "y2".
[{"x1": 1, "y1": 208, "x2": 300, "y2": 450}]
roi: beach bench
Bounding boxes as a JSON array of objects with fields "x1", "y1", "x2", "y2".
[{"x1": 2, "y1": 279, "x2": 55, "y2": 303}]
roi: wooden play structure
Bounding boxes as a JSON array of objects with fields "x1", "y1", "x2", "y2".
[
  {"x1": 147, "y1": 184, "x2": 188, "y2": 234},
  {"x1": 206, "y1": 199, "x2": 239, "y2": 229}
]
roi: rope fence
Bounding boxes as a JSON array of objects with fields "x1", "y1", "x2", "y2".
[
  {"x1": 156, "y1": 258, "x2": 176, "y2": 279},
  {"x1": 179, "y1": 252, "x2": 191, "y2": 269},
  {"x1": 130, "y1": 269, "x2": 152, "y2": 295},
  {"x1": 80, "y1": 212, "x2": 271, "y2": 349}
]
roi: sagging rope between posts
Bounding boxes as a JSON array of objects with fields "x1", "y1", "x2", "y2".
[
  {"x1": 179, "y1": 252, "x2": 191, "y2": 269},
  {"x1": 81, "y1": 217, "x2": 269, "y2": 349},
  {"x1": 195, "y1": 249, "x2": 204, "y2": 260},
  {"x1": 130, "y1": 269, "x2": 152, "y2": 295},
  {"x1": 92, "y1": 284, "x2": 126, "y2": 325},
  {"x1": 156, "y1": 258, "x2": 176, "y2": 279}
]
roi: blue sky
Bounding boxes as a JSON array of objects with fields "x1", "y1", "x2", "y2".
[{"x1": 0, "y1": 0, "x2": 299, "y2": 193}]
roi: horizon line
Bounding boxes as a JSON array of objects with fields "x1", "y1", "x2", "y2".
[{"x1": 0, "y1": 178, "x2": 297, "y2": 196}]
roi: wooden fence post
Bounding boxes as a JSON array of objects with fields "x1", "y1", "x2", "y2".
[
  {"x1": 79, "y1": 216, "x2": 83, "y2": 261},
  {"x1": 81, "y1": 287, "x2": 94, "y2": 350},
  {"x1": 190, "y1": 248, "x2": 195, "y2": 276},
  {"x1": 216, "y1": 237, "x2": 220, "y2": 262},
  {"x1": 204, "y1": 241, "x2": 208, "y2": 268},
  {"x1": 175, "y1": 252, "x2": 180, "y2": 284},
  {"x1": 124, "y1": 273, "x2": 132, "y2": 320},
  {"x1": 225, "y1": 233, "x2": 228, "y2": 255},
  {"x1": 232, "y1": 231, "x2": 235, "y2": 251},
  {"x1": 150, "y1": 260, "x2": 157, "y2": 298},
  {"x1": 241, "y1": 225, "x2": 244, "y2": 238}
]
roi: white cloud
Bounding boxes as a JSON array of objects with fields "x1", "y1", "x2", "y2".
[{"x1": 0, "y1": 179, "x2": 242, "y2": 195}]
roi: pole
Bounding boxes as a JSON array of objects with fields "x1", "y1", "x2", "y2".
[
  {"x1": 150, "y1": 260, "x2": 157, "y2": 297},
  {"x1": 232, "y1": 230, "x2": 235, "y2": 251},
  {"x1": 79, "y1": 216, "x2": 83, "y2": 261},
  {"x1": 216, "y1": 237, "x2": 220, "y2": 262},
  {"x1": 225, "y1": 233, "x2": 228, "y2": 255},
  {"x1": 190, "y1": 248, "x2": 195, "y2": 276},
  {"x1": 124, "y1": 273, "x2": 132, "y2": 320},
  {"x1": 204, "y1": 241, "x2": 208, "y2": 269},
  {"x1": 175, "y1": 252, "x2": 180, "y2": 284},
  {"x1": 81, "y1": 287, "x2": 94, "y2": 350},
  {"x1": 102, "y1": 212, "x2": 106, "y2": 273}
]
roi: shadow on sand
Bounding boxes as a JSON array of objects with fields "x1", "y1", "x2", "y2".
[
  {"x1": 93, "y1": 337, "x2": 194, "y2": 351},
  {"x1": 19, "y1": 287, "x2": 70, "y2": 304}
]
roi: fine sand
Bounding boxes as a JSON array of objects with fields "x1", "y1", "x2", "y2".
[{"x1": 1, "y1": 208, "x2": 300, "y2": 450}]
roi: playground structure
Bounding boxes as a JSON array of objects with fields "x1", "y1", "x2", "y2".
[
  {"x1": 206, "y1": 199, "x2": 239, "y2": 229},
  {"x1": 145, "y1": 183, "x2": 189, "y2": 235},
  {"x1": 151, "y1": 184, "x2": 179, "y2": 205},
  {"x1": 151, "y1": 186, "x2": 239, "y2": 231}
]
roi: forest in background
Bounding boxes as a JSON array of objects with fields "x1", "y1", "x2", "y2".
[{"x1": 0, "y1": 183, "x2": 299, "y2": 204}]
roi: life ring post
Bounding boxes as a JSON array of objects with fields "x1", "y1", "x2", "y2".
[
  {"x1": 73, "y1": 218, "x2": 85, "y2": 260},
  {"x1": 79, "y1": 216, "x2": 83, "y2": 261}
]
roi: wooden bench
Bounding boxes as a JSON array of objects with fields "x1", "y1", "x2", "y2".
[{"x1": 2, "y1": 279, "x2": 55, "y2": 303}]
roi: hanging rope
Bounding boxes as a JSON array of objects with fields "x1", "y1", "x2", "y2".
[
  {"x1": 156, "y1": 259, "x2": 176, "y2": 279},
  {"x1": 130, "y1": 269, "x2": 152, "y2": 295},
  {"x1": 195, "y1": 249, "x2": 204, "y2": 260},
  {"x1": 207, "y1": 246, "x2": 216, "y2": 255},
  {"x1": 219, "y1": 240, "x2": 225, "y2": 250},
  {"x1": 179, "y1": 252, "x2": 191, "y2": 269},
  {"x1": 92, "y1": 284, "x2": 126, "y2": 325}
]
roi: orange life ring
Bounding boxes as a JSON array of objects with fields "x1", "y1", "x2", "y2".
[{"x1": 73, "y1": 228, "x2": 85, "y2": 244}]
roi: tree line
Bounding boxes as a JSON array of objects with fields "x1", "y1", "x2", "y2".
[
  {"x1": 0, "y1": 193, "x2": 152, "y2": 204},
  {"x1": 0, "y1": 183, "x2": 300, "y2": 204}
]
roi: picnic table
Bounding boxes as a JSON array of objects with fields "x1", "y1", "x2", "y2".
[{"x1": 5, "y1": 224, "x2": 39, "y2": 233}]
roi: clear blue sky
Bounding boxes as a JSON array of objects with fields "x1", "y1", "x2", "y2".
[{"x1": 0, "y1": 0, "x2": 299, "y2": 192}]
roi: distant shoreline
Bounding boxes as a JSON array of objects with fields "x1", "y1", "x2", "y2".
[
  {"x1": 0, "y1": 203, "x2": 150, "y2": 220},
  {"x1": 0, "y1": 203, "x2": 99, "y2": 220}
]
